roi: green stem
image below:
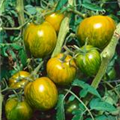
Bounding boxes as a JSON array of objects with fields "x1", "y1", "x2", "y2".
[
  {"x1": 0, "y1": 86, "x2": 3, "y2": 120},
  {"x1": 51, "y1": 15, "x2": 71, "y2": 57},
  {"x1": 91, "y1": 23, "x2": 120, "y2": 89},
  {"x1": 16, "y1": 0, "x2": 25, "y2": 26},
  {"x1": 0, "y1": 0, "x2": 5, "y2": 15},
  {"x1": 51, "y1": 0, "x2": 74, "y2": 58},
  {"x1": 65, "y1": 89, "x2": 95, "y2": 120}
]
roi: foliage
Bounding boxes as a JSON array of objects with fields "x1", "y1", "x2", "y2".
[{"x1": 1, "y1": 0, "x2": 120, "y2": 120}]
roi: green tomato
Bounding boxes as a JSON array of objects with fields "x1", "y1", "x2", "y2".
[
  {"x1": 5, "y1": 97, "x2": 33, "y2": 120},
  {"x1": 66, "y1": 100, "x2": 79, "y2": 114},
  {"x1": 75, "y1": 45, "x2": 101, "y2": 77}
]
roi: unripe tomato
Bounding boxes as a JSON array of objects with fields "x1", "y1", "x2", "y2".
[
  {"x1": 45, "y1": 12, "x2": 64, "y2": 32},
  {"x1": 65, "y1": 100, "x2": 79, "y2": 114},
  {"x1": 5, "y1": 97, "x2": 33, "y2": 120},
  {"x1": 47, "y1": 53, "x2": 76, "y2": 86},
  {"x1": 24, "y1": 21, "x2": 57, "y2": 58},
  {"x1": 24, "y1": 77, "x2": 58, "y2": 111},
  {"x1": 9, "y1": 71, "x2": 30, "y2": 89},
  {"x1": 75, "y1": 45, "x2": 101, "y2": 77},
  {"x1": 77, "y1": 15, "x2": 116, "y2": 49}
]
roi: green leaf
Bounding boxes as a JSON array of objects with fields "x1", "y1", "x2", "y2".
[
  {"x1": 72, "y1": 79, "x2": 101, "y2": 98},
  {"x1": 11, "y1": 43, "x2": 22, "y2": 50},
  {"x1": 55, "y1": 0, "x2": 68, "y2": 11},
  {"x1": 68, "y1": 95, "x2": 75, "y2": 102},
  {"x1": 18, "y1": 49, "x2": 27, "y2": 66},
  {"x1": 89, "y1": 98, "x2": 117, "y2": 112},
  {"x1": 56, "y1": 94, "x2": 65, "y2": 120},
  {"x1": 82, "y1": 3, "x2": 104, "y2": 11},
  {"x1": 86, "y1": 115, "x2": 116, "y2": 120},
  {"x1": 25, "y1": 5, "x2": 37, "y2": 15},
  {"x1": 72, "y1": 110, "x2": 83, "y2": 120},
  {"x1": 1, "y1": 46, "x2": 8, "y2": 57}
]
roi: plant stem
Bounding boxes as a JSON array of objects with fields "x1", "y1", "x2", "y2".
[
  {"x1": 0, "y1": 86, "x2": 3, "y2": 120},
  {"x1": 51, "y1": 15, "x2": 70, "y2": 58},
  {"x1": 65, "y1": 89, "x2": 95, "y2": 120},
  {"x1": 16, "y1": 0, "x2": 25, "y2": 26},
  {"x1": 91, "y1": 23, "x2": 120, "y2": 89},
  {"x1": 0, "y1": 0, "x2": 5, "y2": 15},
  {"x1": 51, "y1": 0, "x2": 74, "y2": 58}
]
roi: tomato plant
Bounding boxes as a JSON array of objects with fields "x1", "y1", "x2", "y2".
[
  {"x1": 1, "y1": 0, "x2": 120, "y2": 120},
  {"x1": 24, "y1": 21, "x2": 57, "y2": 58},
  {"x1": 45, "y1": 12, "x2": 64, "y2": 32},
  {"x1": 8, "y1": 71, "x2": 30, "y2": 89},
  {"x1": 24, "y1": 77, "x2": 58, "y2": 111},
  {"x1": 5, "y1": 97, "x2": 33, "y2": 120},
  {"x1": 77, "y1": 15, "x2": 116, "y2": 49},
  {"x1": 75, "y1": 45, "x2": 101, "y2": 77},
  {"x1": 47, "y1": 53, "x2": 76, "y2": 85}
]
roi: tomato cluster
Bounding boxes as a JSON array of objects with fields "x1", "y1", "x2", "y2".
[{"x1": 5, "y1": 11, "x2": 116, "y2": 120}]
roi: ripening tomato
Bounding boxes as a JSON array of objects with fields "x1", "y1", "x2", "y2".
[
  {"x1": 77, "y1": 15, "x2": 116, "y2": 49},
  {"x1": 24, "y1": 21, "x2": 57, "y2": 58},
  {"x1": 24, "y1": 77, "x2": 58, "y2": 111},
  {"x1": 5, "y1": 97, "x2": 33, "y2": 120},
  {"x1": 75, "y1": 45, "x2": 101, "y2": 77},
  {"x1": 45, "y1": 12, "x2": 64, "y2": 32},
  {"x1": 9, "y1": 71, "x2": 30, "y2": 89},
  {"x1": 47, "y1": 53, "x2": 76, "y2": 85}
]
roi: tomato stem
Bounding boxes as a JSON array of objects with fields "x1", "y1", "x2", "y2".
[
  {"x1": 51, "y1": 15, "x2": 71, "y2": 58},
  {"x1": 51, "y1": 0, "x2": 74, "y2": 58},
  {"x1": 0, "y1": 86, "x2": 3, "y2": 120},
  {"x1": 91, "y1": 23, "x2": 120, "y2": 89}
]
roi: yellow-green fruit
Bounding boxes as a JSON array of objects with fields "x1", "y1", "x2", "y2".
[
  {"x1": 24, "y1": 77, "x2": 58, "y2": 111},
  {"x1": 24, "y1": 21, "x2": 57, "y2": 58},
  {"x1": 77, "y1": 15, "x2": 116, "y2": 49}
]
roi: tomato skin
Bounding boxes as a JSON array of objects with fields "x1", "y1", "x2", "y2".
[
  {"x1": 75, "y1": 45, "x2": 101, "y2": 77},
  {"x1": 9, "y1": 71, "x2": 30, "y2": 89},
  {"x1": 45, "y1": 12, "x2": 64, "y2": 32},
  {"x1": 47, "y1": 53, "x2": 76, "y2": 85},
  {"x1": 77, "y1": 15, "x2": 116, "y2": 49},
  {"x1": 24, "y1": 21, "x2": 57, "y2": 58},
  {"x1": 5, "y1": 97, "x2": 33, "y2": 120},
  {"x1": 24, "y1": 77, "x2": 58, "y2": 111}
]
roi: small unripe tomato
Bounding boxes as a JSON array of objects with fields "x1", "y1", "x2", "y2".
[
  {"x1": 76, "y1": 15, "x2": 116, "y2": 49},
  {"x1": 5, "y1": 97, "x2": 33, "y2": 120},
  {"x1": 9, "y1": 71, "x2": 30, "y2": 89},
  {"x1": 24, "y1": 77, "x2": 58, "y2": 111},
  {"x1": 47, "y1": 53, "x2": 76, "y2": 86},
  {"x1": 45, "y1": 12, "x2": 64, "y2": 32},
  {"x1": 24, "y1": 21, "x2": 57, "y2": 58}
]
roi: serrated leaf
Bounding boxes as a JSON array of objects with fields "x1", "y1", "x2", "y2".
[
  {"x1": 25, "y1": 5, "x2": 37, "y2": 15},
  {"x1": 55, "y1": 0, "x2": 68, "y2": 11},
  {"x1": 82, "y1": 3, "x2": 104, "y2": 11},
  {"x1": 5, "y1": 15, "x2": 15, "y2": 27},
  {"x1": 72, "y1": 110, "x2": 83, "y2": 120},
  {"x1": 89, "y1": 98, "x2": 117, "y2": 112},
  {"x1": 56, "y1": 94, "x2": 65, "y2": 120},
  {"x1": 11, "y1": 43, "x2": 22, "y2": 50},
  {"x1": 18, "y1": 49, "x2": 27, "y2": 66},
  {"x1": 72, "y1": 79, "x2": 101, "y2": 98}
]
